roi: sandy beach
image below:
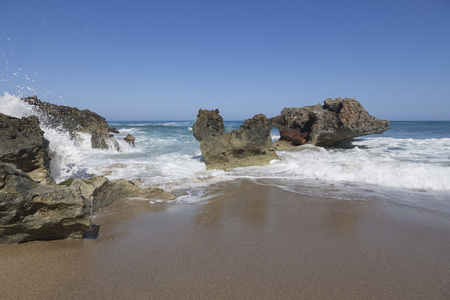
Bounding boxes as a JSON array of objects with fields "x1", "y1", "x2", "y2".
[{"x1": 0, "y1": 181, "x2": 449, "y2": 299}]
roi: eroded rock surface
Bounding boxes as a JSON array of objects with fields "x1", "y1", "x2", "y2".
[
  {"x1": 193, "y1": 109, "x2": 278, "y2": 169},
  {"x1": 0, "y1": 113, "x2": 54, "y2": 184},
  {"x1": 69, "y1": 177, "x2": 176, "y2": 213},
  {"x1": 0, "y1": 164, "x2": 177, "y2": 244},
  {"x1": 0, "y1": 163, "x2": 90, "y2": 244},
  {"x1": 22, "y1": 96, "x2": 120, "y2": 150},
  {"x1": 271, "y1": 98, "x2": 390, "y2": 147}
]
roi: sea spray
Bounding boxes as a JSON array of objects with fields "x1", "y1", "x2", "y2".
[
  {"x1": 0, "y1": 92, "x2": 35, "y2": 117},
  {"x1": 0, "y1": 93, "x2": 118, "y2": 182}
]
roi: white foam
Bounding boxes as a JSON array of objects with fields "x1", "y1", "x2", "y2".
[
  {"x1": 85, "y1": 123, "x2": 450, "y2": 195},
  {"x1": 116, "y1": 128, "x2": 142, "y2": 134},
  {"x1": 85, "y1": 150, "x2": 232, "y2": 193},
  {"x1": 0, "y1": 92, "x2": 35, "y2": 117},
  {"x1": 45, "y1": 130, "x2": 92, "y2": 182},
  {"x1": 227, "y1": 142, "x2": 450, "y2": 191},
  {"x1": 0, "y1": 93, "x2": 114, "y2": 182}
]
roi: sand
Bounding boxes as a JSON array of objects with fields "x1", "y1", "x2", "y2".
[{"x1": 0, "y1": 181, "x2": 449, "y2": 299}]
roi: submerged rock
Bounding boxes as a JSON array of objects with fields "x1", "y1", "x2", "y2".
[
  {"x1": 0, "y1": 163, "x2": 90, "y2": 244},
  {"x1": 0, "y1": 113, "x2": 54, "y2": 184},
  {"x1": 193, "y1": 109, "x2": 278, "y2": 169},
  {"x1": 270, "y1": 98, "x2": 390, "y2": 147},
  {"x1": 22, "y1": 96, "x2": 120, "y2": 151}
]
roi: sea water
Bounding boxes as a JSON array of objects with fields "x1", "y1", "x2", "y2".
[{"x1": 1, "y1": 93, "x2": 449, "y2": 213}]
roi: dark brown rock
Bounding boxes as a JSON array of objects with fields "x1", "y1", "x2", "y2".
[
  {"x1": 193, "y1": 109, "x2": 279, "y2": 169},
  {"x1": 22, "y1": 96, "x2": 120, "y2": 150},
  {"x1": 0, "y1": 113, "x2": 54, "y2": 184},
  {"x1": 271, "y1": 98, "x2": 390, "y2": 147}
]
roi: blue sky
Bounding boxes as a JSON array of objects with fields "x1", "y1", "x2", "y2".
[{"x1": 1, "y1": 0, "x2": 449, "y2": 121}]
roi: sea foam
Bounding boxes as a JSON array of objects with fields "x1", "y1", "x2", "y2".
[{"x1": 0, "y1": 93, "x2": 116, "y2": 182}]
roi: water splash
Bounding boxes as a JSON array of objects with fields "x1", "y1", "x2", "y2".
[{"x1": 0, "y1": 93, "x2": 103, "y2": 182}]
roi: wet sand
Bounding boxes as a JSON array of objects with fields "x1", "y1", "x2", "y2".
[{"x1": 1, "y1": 181, "x2": 449, "y2": 299}]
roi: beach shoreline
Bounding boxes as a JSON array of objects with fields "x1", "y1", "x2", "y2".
[{"x1": 0, "y1": 181, "x2": 449, "y2": 299}]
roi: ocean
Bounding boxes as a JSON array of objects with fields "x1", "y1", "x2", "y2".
[{"x1": 1, "y1": 93, "x2": 449, "y2": 214}]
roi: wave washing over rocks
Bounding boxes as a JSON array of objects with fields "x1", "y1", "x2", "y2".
[
  {"x1": 0, "y1": 94, "x2": 175, "y2": 243},
  {"x1": 1, "y1": 93, "x2": 449, "y2": 243}
]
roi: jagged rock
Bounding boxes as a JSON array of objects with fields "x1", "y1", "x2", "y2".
[
  {"x1": 0, "y1": 162, "x2": 90, "y2": 244},
  {"x1": 124, "y1": 134, "x2": 136, "y2": 147},
  {"x1": 193, "y1": 109, "x2": 279, "y2": 169},
  {"x1": 270, "y1": 98, "x2": 390, "y2": 147},
  {"x1": 0, "y1": 113, "x2": 54, "y2": 184},
  {"x1": 22, "y1": 96, "x2": 120, "y2": 151}
]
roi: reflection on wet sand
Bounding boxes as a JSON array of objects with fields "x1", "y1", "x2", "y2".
[
  {"x1": 0, "y1": 181, "x2": 448, "y2": 299},
  {"x1": 195, "y1": 180, "x2": 270, "y2": 230},
  {"x1": 321, "y1": 201, "x2": 362, "y2": 238},
  {"x1": 93, "y1": 199, "x2": 169, "y2": 242}
]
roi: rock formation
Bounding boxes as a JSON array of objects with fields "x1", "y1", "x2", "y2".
[
  {"x1": 0, "y1": 98, "x2": 176, "y2": 244},
  {"x1": 124, "y1": 134, "x2": 136, "y2": 147},
  {"x1": 270, "y1": 98, "x2": 390, "y2": 147},
  {"x1": 0, "y1": 163, "x2": 177, "y2": 244},
  {"x1": 22, "y1": 96, "x2": 120, "y2": 151},
  {"x1": 68, "y1": 177, "x2": 176, "y2": 213},
  {"x1": 193, "y1": 109, "x2": 278, "y2": 169},
  {"x1": 0, "y1": 113, "x2": 54, "y2": 184},
  {"x1": 0, "y1": 162, "x2": 90, "y2": 244},
  {"x1": 108, "y1": 127, "x2": 120, "y2": 134}
]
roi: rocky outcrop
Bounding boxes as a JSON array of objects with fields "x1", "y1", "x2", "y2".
[
  {"x1": 22, "y1": 96, "x2": 120, "y2": 151},
  {"x1": 193, "y1": 109, "x2": 278, "y2": 169},
  {"x1": 0, "y1": 98, "x2": 177, "y2": 244},
  {"x1": 0, "y1": 162, "x2": 90, "y2": 244},
  {"x1": 124, "y1": 134, "x2": 136, "y2": 147},
  {"x1": 271, "y1": 98, "x2": 390, "y2": 147},
  {"x1": 0, "y1": 163, "x2": 177, "y2": 244},
  {"x1": 0, "y1": 113, "x2": 54, "y2": 184}
]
